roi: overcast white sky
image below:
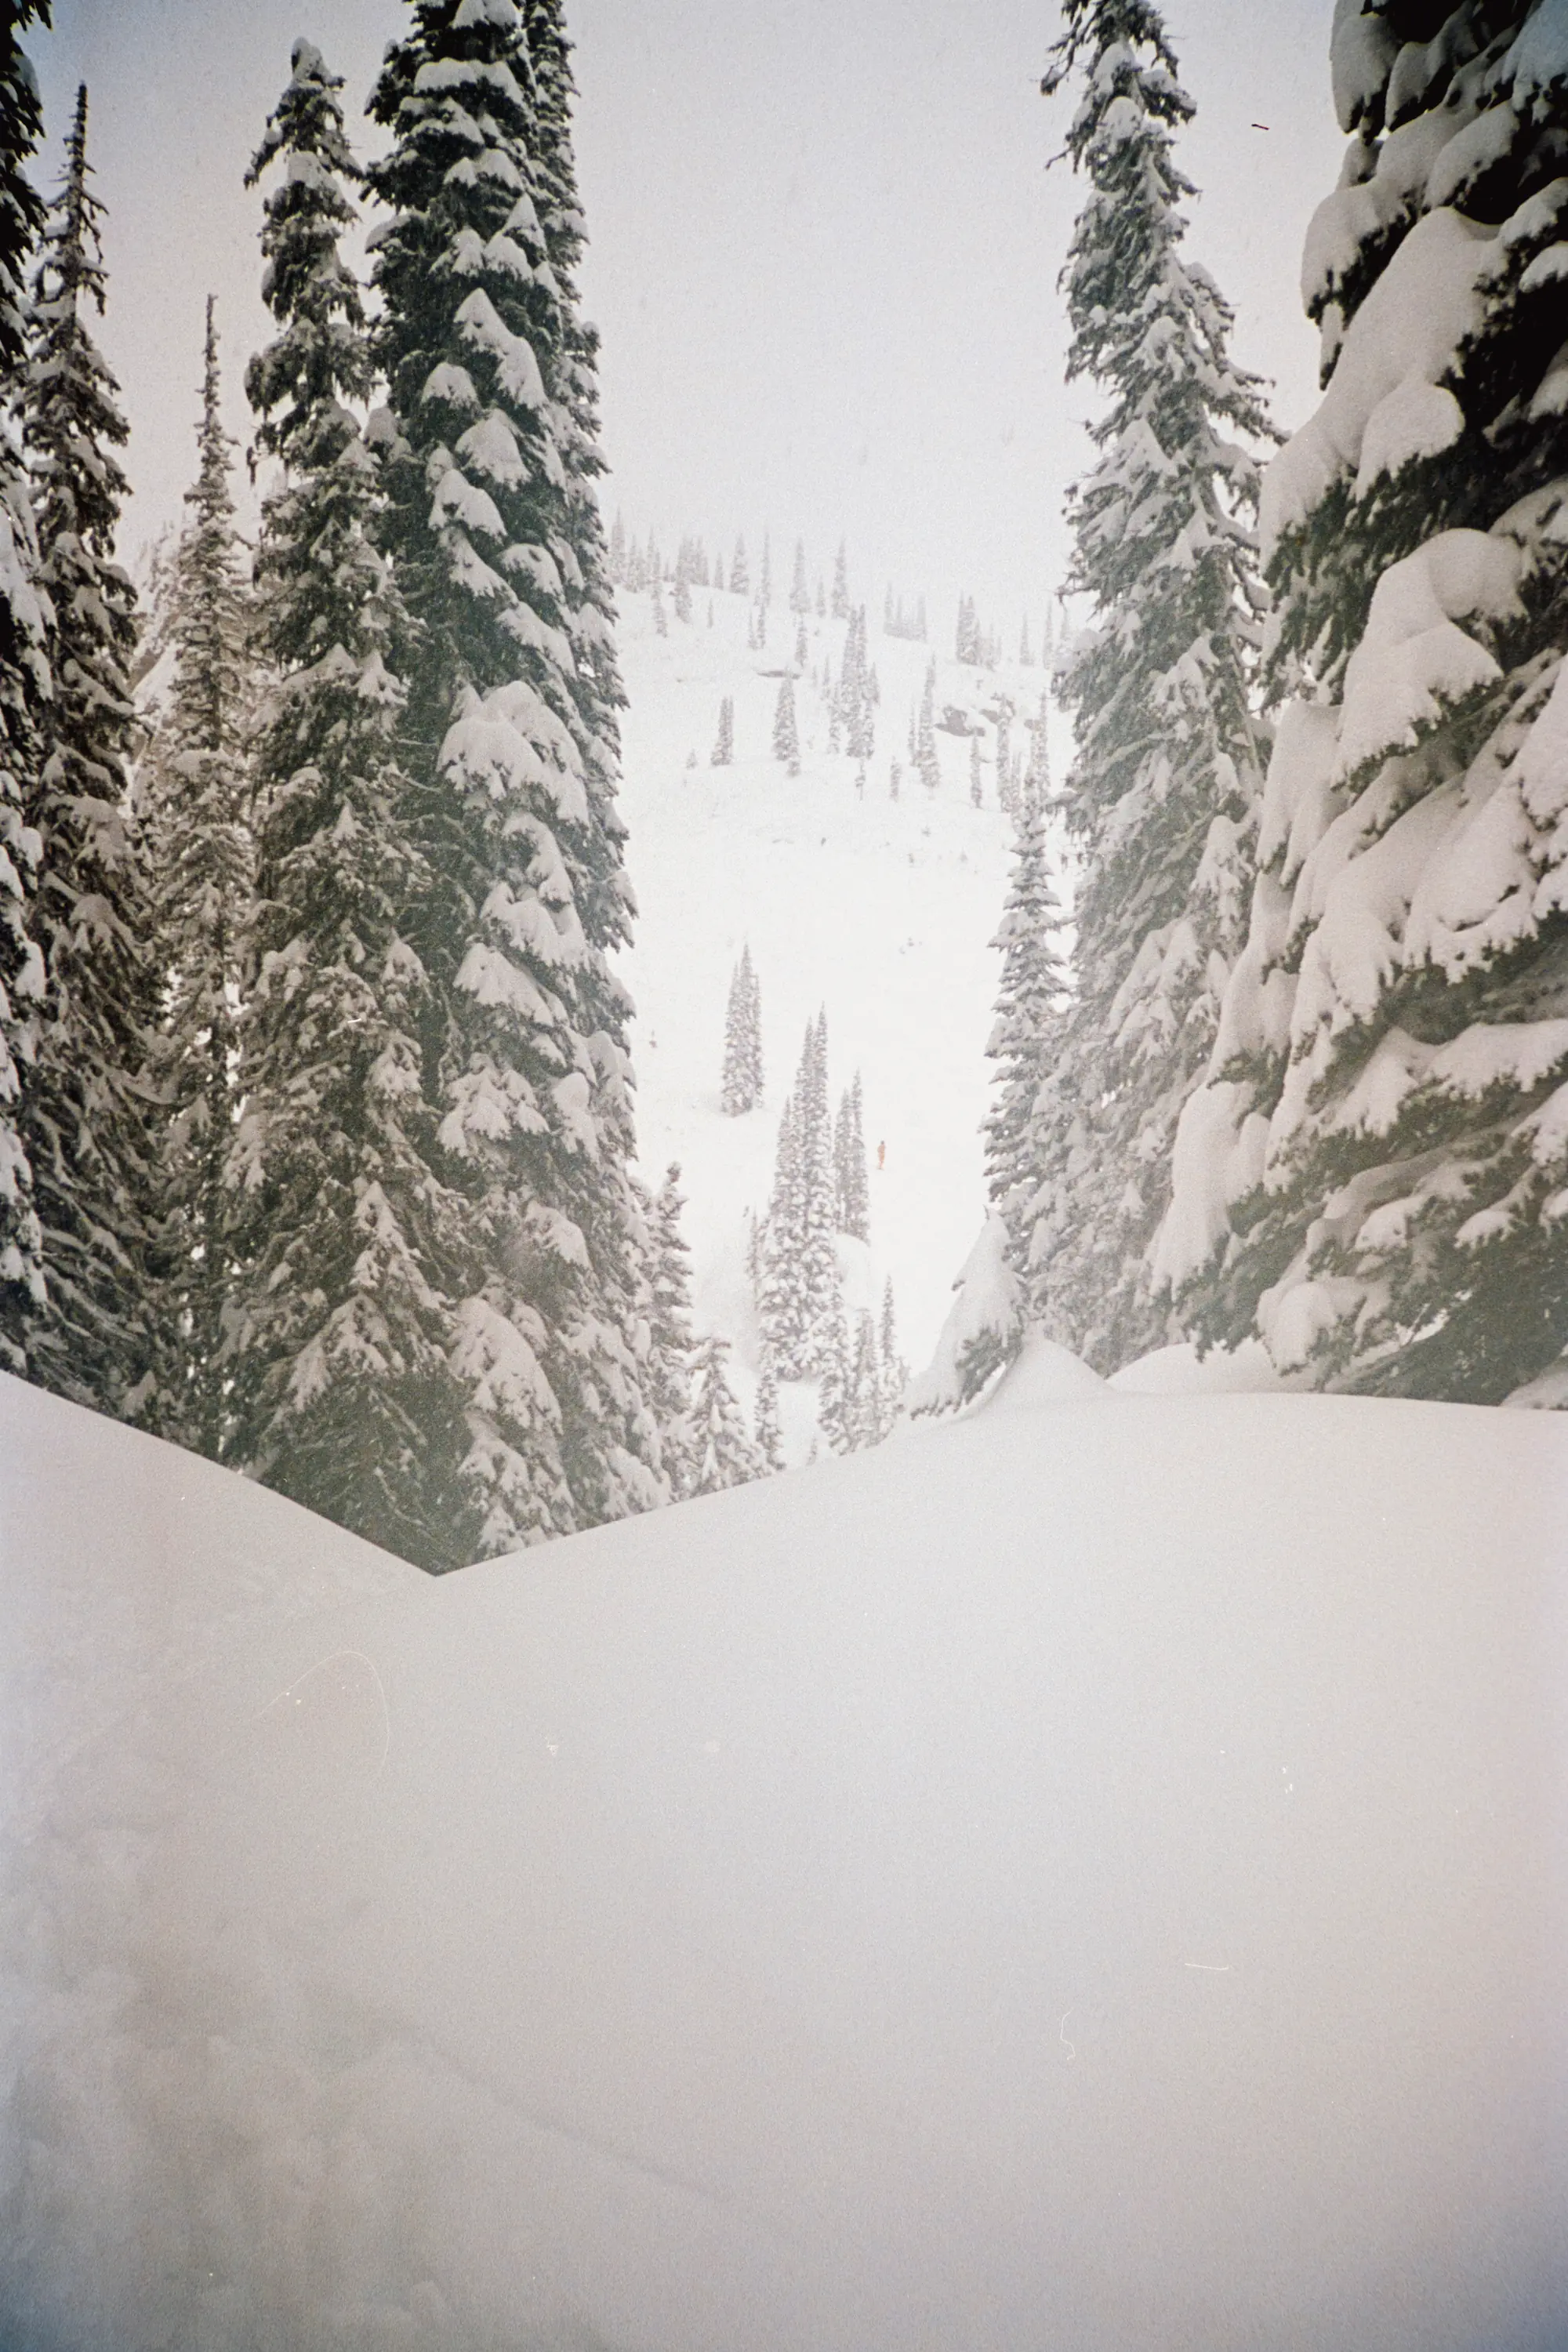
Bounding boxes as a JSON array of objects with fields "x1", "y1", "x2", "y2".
[{"x1": 31, "y1": 1, "x2": 1345, "y2": 637}]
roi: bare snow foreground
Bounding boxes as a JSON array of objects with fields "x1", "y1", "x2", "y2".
[{"x1": 2, "y1": 1367, "x2": 1566, "y2": 2351}]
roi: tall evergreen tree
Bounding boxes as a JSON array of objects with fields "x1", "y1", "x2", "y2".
[
  {"x1": 644, "y1": 1162, "x2": 698, "y2": 1499},
  {"x1": 758, "y1": 1013, "x2": 839, "y2": 1377},
  {"x1": 720, "y1": 941, "x2": 762, "y2": 1114},
  {"x1": 1163, "y1": 0, "x2": 1568, "y2": 1406},
  {"x1": 139, "y1": 300, "x2": 255, "y2": 1455},
  {"x1": 0, "y1": 0, "x2": 51, "y2": 1370},
  {"x1": 789, "y1": 536, "x2": 809, "y2": 615},
  {"x1": 833, "y1": 1069, "x2": 869, "y2": 1240},
  {"x1": 815, "y1": 1298, "x2": 853, "y2": 1454},
  {"x1": 1022, "y1": 0, "x2": 1272, "y2": 1374},
  {"x1": 757, "y1": 1087, "x2": 808, "y2": 1376},
  {"x1": 710, "y1": 691, "x2": 734, "y2": 766},
  {"x1": 753, "y1": 1347, "x2": 784, "y2": 1472},
  {"x1": 831, "y1": 538, "x2": 849, "y2": 620},
  {"x1": 878, "y1": 1273, "x2": 907, "y2": 1427},
  {"x1": 985, "y1": 788, "x2": 1069, "y2": 1199},
  {"x1": 772, "y1": 671, "x2": 800, "y2": 774},
  {"x1": 367, "y1": 0, "x2": 665, "y2": 1552},
  {"x1": 223, "y1": 42, "x2": 471, "y2": 1567},
  {"x1": 16, "y1": 85, "x2": 159, "y2": 1414},
  {"x1": 688, "y1": 1331, "x2": 761, "y2": 1494},
  {"x1": 916, "y1": 658, "x2": 940, "y2": 790},
  {"x1": 731, "y1": 533, "x2": 749, "y2": 597}
]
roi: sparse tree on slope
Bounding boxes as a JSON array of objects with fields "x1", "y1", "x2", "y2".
[
  {"x1": 772, "y1": 671, "x2": 800, "y2": 774},
  {"x1": 711, "y1": 692, "x2": 734, "y2": 766},
  {"x1": 0, "y1": 0, "x2": 51, "y2": 1370},
  {"x1": 916, "y1": 659, "x2": 940, "y2": 790},
  {"x1": 1162, "y1": 0, "x2": 1568, "y2": 1406},
  {"x1": 368, "y1": 0, "x2": 665, "y2": 1552},
  {"x1": 139, "y1": 300, "x2": 255, "y2": 1457},
  {"x1": 1023, "y1": 0, "x2": 1272, "y2": 1374},
  {"x1": 753, "y1": 1348, "x2": 784, "y2": 1472},
  {"x1": 984, "y1": 789, "x2": 1069, "y2": 1225},
  {"x1": 833, "y1": 1069, "x2": 868, "y2": 1240},
  {"x1": 688, "y1": 1330, "x2": 761, "y2": 1494},
  {"x1": 790, "y1": 537, "x2": 809, "y2": 615},
  {"x1": 17, "y1": 85, "x2": 159, "y2": 1416},
  {"x1": 831, "y1": 539, "x2": 849, "y2": 620},
  {"x1": 644, "y1": 1162, "x2": 698, "y2": 1498},
  {"x1": 720, "y1": 941, "x2": 763, "y2": 1114},
  {"x1": 225, "y1": 42, "x2": 470, "y2": 1568}
]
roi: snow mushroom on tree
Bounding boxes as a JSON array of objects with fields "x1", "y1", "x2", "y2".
[{"x1": 1162, "y1": 0, "x2": 1568, "y2": 1406}]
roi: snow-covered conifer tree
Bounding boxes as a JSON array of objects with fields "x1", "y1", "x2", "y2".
[
  {"x1": 848, "y1": 1309, "x2": 883, "y2": 1449},
  {"x1": 731, "y1": 534, "x2": 749, "y2": 597},
  {"x1": 673, "y1": 571, "x2": 691, "y2": 624},
  {"x1": 688, "y1": 1331, "x2": 761, "y2": 1494},
  {"x1": 222, "y1": 42, "x2": 474, "y2": 1566},
  {"x1": 1022, "y1": 0, "x2": 1272, "y2": 1374},
  {"x1": 833, "y1": 1069, "x2": 869, "y2": 1240},
  {"x1": 1162, "y1": 0, "x2": 1568, "y2": 1405},
  {"x1": 790, "y1": 537, "x2": 809, "y2": 615},
  {"x1": 712, "y1": 548, "x2": 724, "y2": 593},
  {"x1": 759, "y1": 1013, "x2": 838, "y2": 1377},
  {"x1": 984, "y1": 789, "x2": 1069, "y2": 1226},
  {"x1": 831, "y1": 539, "x2": 849, "y2": 620},
  {"x1": 878, "y1": 1274, "x2": 906, "y2": 1427},
  {"x1": 16, "y1": 85, "x2": 159, "y2": 1414},
  {"x1": 720, "y1": 941, "x2": 763, "y2": 1115},
  {"x1": 772, "y1": 671, "x2": 800, "y2": 774},
  {"x1": 753, "y1": 1348, "x2": 784, "y2": 1472},
  {"x1": 969, "y1": 733, "x2": 984, "y2": 807},
  {"x1": 652, "y1": 573, "x2": 668, "y2": 636},
  {"x1": 757, "y1": 1089, "x2": 807, "y2": 1375},
  {"x1": 139, "y1": 301, "x2": 256, "y2": 1456},
  {"x1": 0, "y1": 0, "x2": 51, "y2": 1370},
  {"x1": 916, "y1": 659, "x2": 940, "y2": 790},
  {"x1": 815, "y1": 1299, "x2": 853, "y2": 1454},
  {"x1": 367, "y1": 0, "x2": 665, "y2": 1551},
  {"x1": 644, "y1": 1163, "x2": 697, "y2": 1499},
  {"x1": 760, "y1": 532, "x2": 771, "y2": 608},
  {"x1": 711, "y1": 692, "x2": 734, "y2": 766}
]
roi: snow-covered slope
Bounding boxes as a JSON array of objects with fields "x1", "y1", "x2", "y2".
[
  {"x1": 613, "y1": 581, "x2": 1028, "y2": 1385},
  {"x1": 4, "y1": 1368, "x2": 1564, "y2": 2350}
]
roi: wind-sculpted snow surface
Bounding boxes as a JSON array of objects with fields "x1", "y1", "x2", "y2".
[{"x1": 2, "y1": 1367, "x2": 1566, "y2": 2350}]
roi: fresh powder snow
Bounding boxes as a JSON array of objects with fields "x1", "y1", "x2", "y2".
[{"x1": 3, "y1": 1359, "x2": 1564, "y2": 2350}]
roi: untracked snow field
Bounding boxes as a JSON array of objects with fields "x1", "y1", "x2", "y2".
[
  {"x1": 612, "y1": 581, "x2": 1028, "y2": 1388},
  {"x1": 3, "y1": 1362, "x2": 1566, "y2": 2350}
]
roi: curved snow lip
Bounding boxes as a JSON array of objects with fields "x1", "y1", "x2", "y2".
[
  {"x1": 978, "y1": 1330, "x2": 1106, "y2": 1411},
  {"x1": 1109, "y1": 1337, "x2": 1290, "y2": 1395}
]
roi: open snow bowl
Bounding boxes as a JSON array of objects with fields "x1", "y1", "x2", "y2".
[{"x1": 2, "y1": 1371, "x2": 1566, "y2": 2350}]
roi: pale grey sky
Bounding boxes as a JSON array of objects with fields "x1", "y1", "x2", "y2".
[{"x1": 32, "y1": 2, "x2": 1345, "y2": 633}]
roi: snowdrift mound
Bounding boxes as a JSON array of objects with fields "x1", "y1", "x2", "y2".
[{"x1": 3, "y1": 1369, "x2": 1566, "y2": 2351}]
